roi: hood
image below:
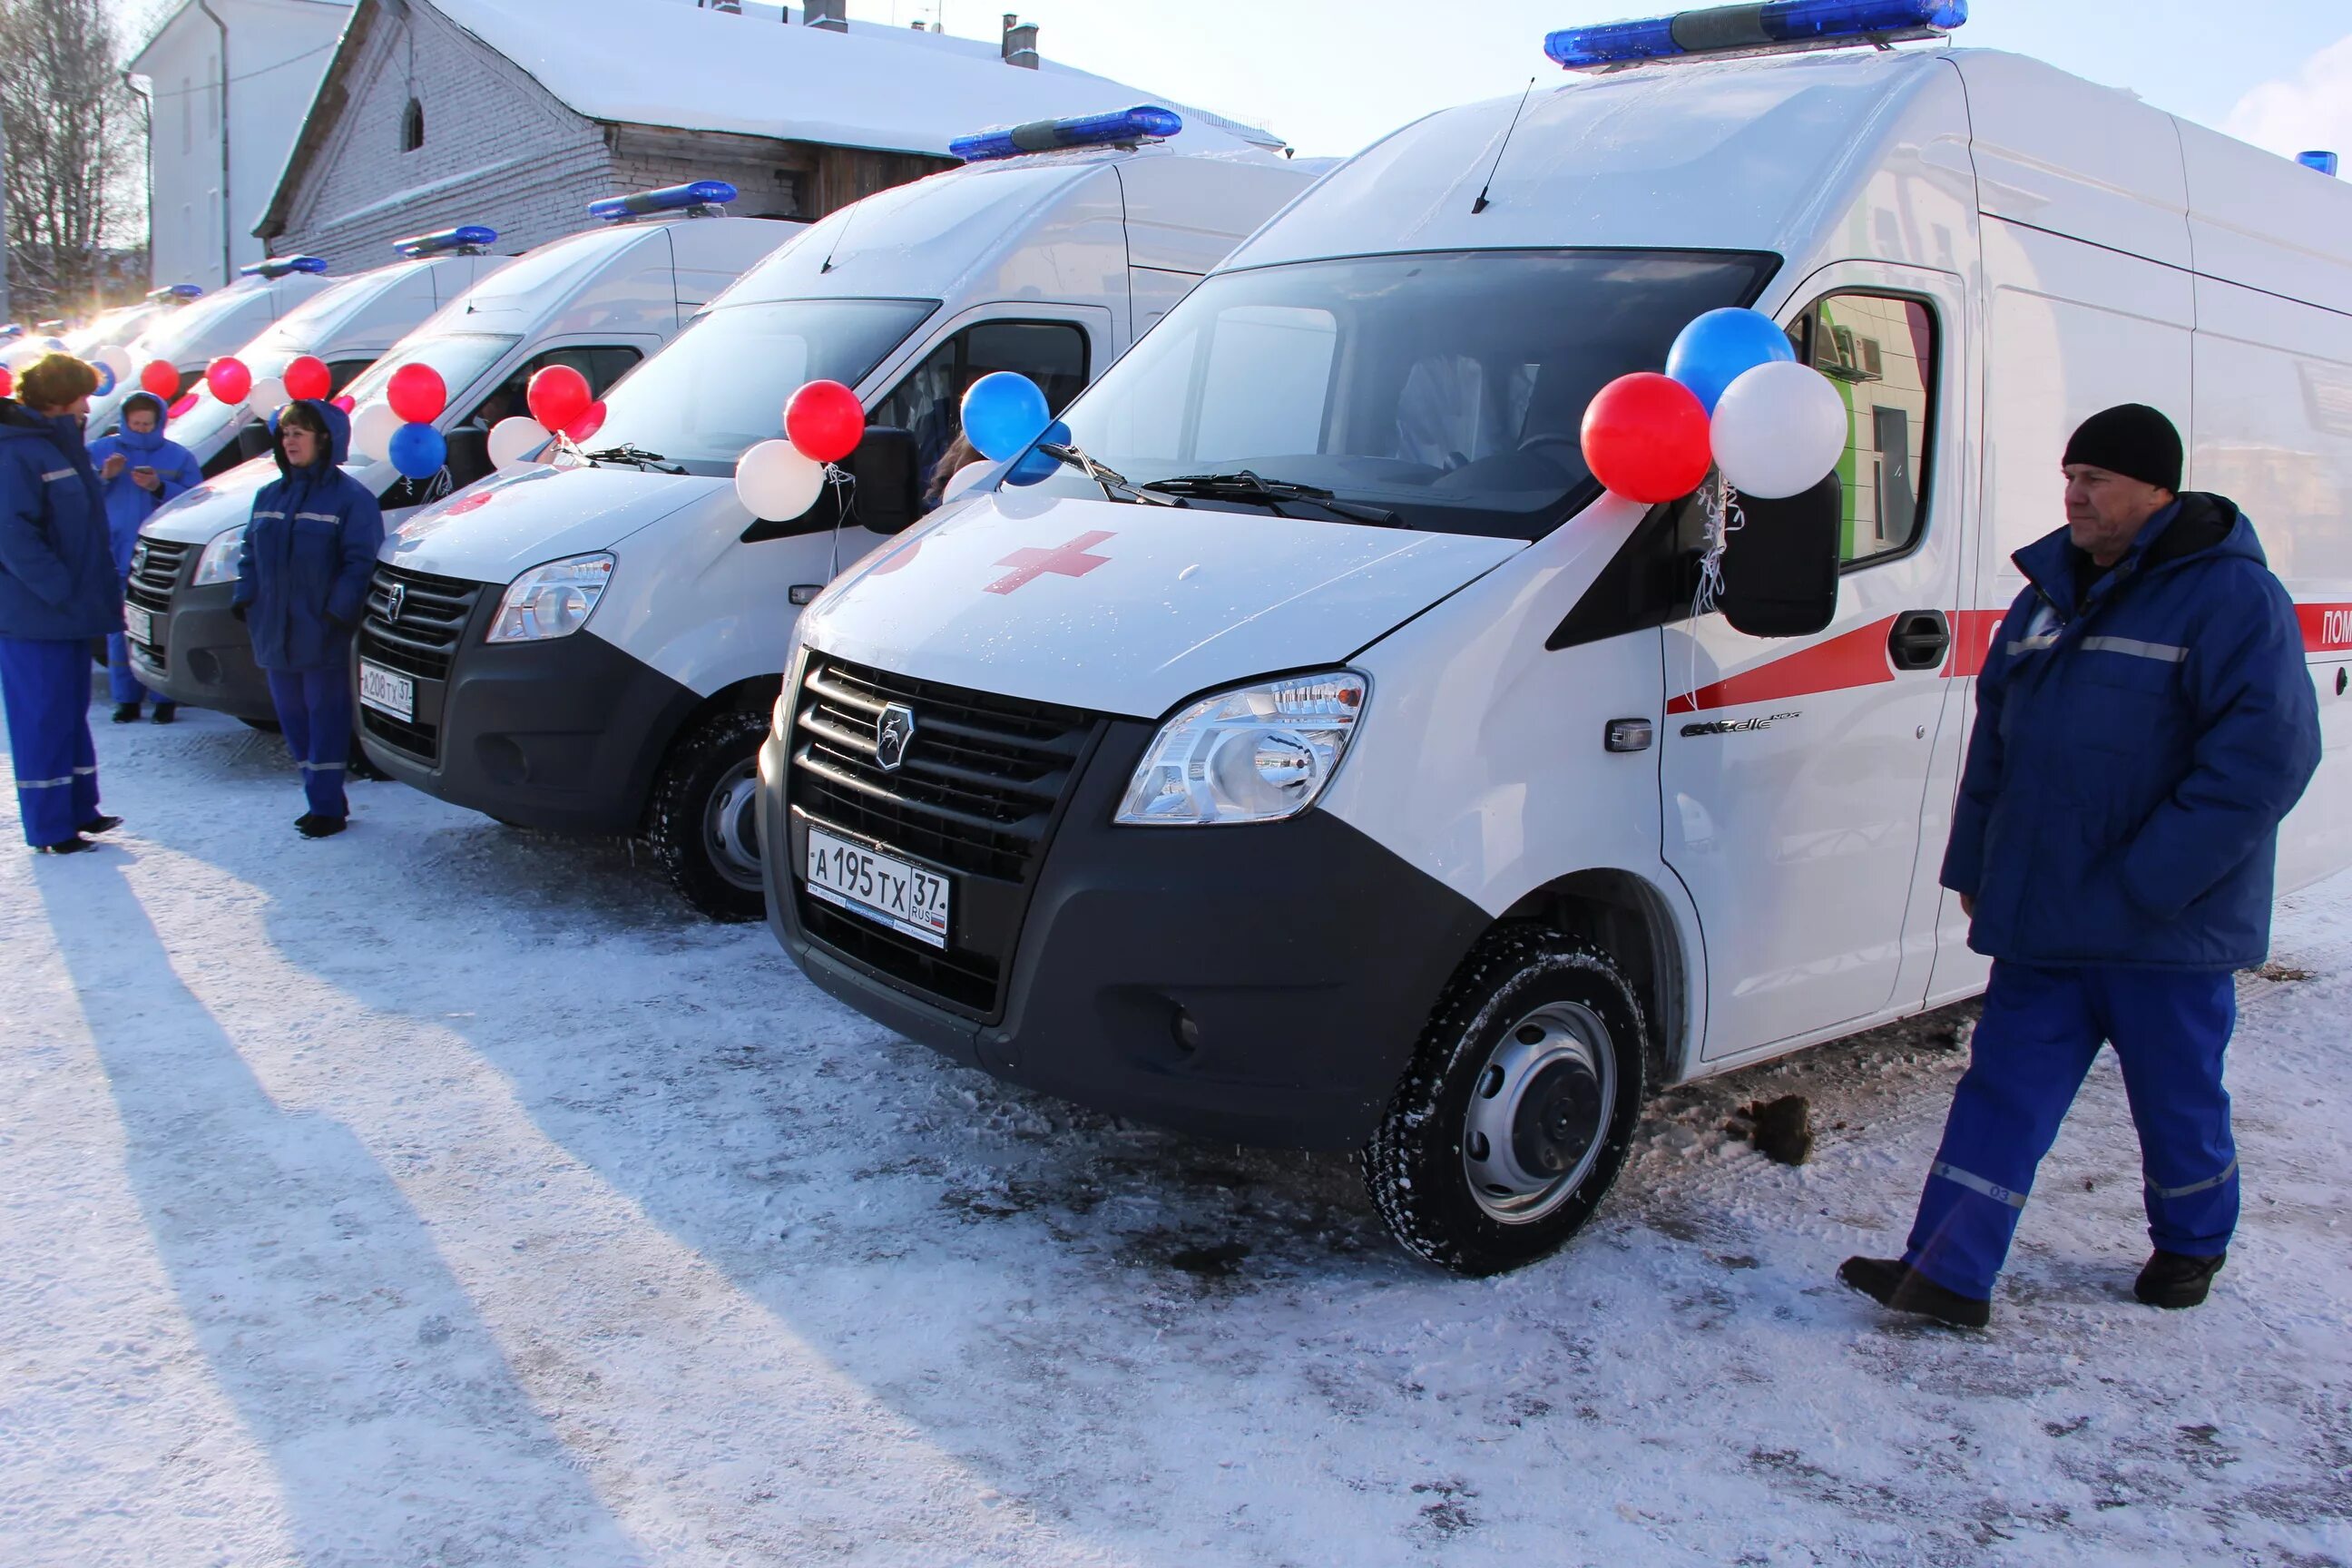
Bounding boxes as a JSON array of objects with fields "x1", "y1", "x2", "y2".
[
  {"x1": 272, "y1": 397, "x2": 351, "y2": 475},
  {"x1": 0, "y1": 399, "x2": 65, "y2": 444},
  {"x1": 113, "y1": 392, "x2": 172, "y2": 451},
  {"x1": 799, "y1": 491, "x2": 1524, "y2": 719},
  {"x1": 136, "y1": 453, "x2": 277, "y2": 544},
  {"x1": 2014, "y1": 491, "x2": 2259, "y2": 615},
  {"x1": 383, "y1": 463, "x2": 723, "y2": 584}
]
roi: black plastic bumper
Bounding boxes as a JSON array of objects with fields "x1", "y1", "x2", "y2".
[
  {"x1": 763, "y1": 714, "x2": 1490, "y2": 1150},
  {"x1": 358, "y1": 622, "x2": 701, "y2": 836},
  {"x1": 130, "y1": 579, "x2": 277, "y2": 722}
]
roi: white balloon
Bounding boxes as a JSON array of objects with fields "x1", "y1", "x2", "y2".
[
  {"x1": 246, "y1": 374, "x2": 287, "y2": 414},
  {"x1": 735, "y1": 438, "x2": 826, "y2": 522},
  {"x1": 95, "y1": 345, "x2": 133, "y2": 380},
  {"x1": 350, "y1": 401, "x2": 403, "y2": 463},
  {"x1": 942, "y1": 459, "x2": 995, "y2": 505},
  {"x1": 1710, "y1": 360, "x2": 1851, "y2": 500},
  {"x1": 488, "y1": 416, "x2": 552, "y2": 471}
]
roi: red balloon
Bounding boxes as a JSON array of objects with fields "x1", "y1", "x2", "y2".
[
  {"x1": 784, "y1": 378, "x2": 864, "y2": 465},
  {"x1": 206, "y1": 356, "x2": 252, "y2": 405},
  {"x1": 1580, "y1": 372, "x2": 1712, "y2": 505},
  {"x1": 387, "y1": 362, "x2": 447, "y2": 424},
  {"x1": 167, "y1": 394, "x2": 198, "y2": 419},
  {"x1": 562, "y1": 400, "x2": 607, "y2": 444},
  {"x1": 526, "y1": 365, "x2": 592, "y2": 433},
  {"x1": 283, "y1": 355, "x2": 332, "y2": 402},
  {"x1": 330, "y1": 394, "x2": 356, "y2": 413},
  {"x1": 0, "y1": 366, "x2": 13, "y2": 399},
  {"x1": 140, "y1": 360, "x2": 180, "y2": 399}
]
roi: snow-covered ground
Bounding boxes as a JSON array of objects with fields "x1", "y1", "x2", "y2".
[{"x1": 4, "y1": 701, "x2": 2347, "y2": 1567}]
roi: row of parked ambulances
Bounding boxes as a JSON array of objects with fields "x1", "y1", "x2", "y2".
[{"x1": 130, "y1": 2, "x2": 2352, "y2": 1273}]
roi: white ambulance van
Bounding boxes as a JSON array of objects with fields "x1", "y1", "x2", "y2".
[
  {"x1": 126, "y1": 183, "x2": 798, "y2": 726},
  {"x1": 158, "y1": 227, "x2": 511, "y2": 479},
  {"x1": 86, "y1": 260, "x2": 342, "y2": 436},
  {"x1": 758, "y1": 14, "x2": 2352, "y2": 1274},
  {"x1": 358, "y1": 113, "x2": 1313, "y2": 919}
]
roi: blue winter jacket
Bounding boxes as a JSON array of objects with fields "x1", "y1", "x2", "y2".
[
  {"x1": 86, "y1": 391, "x2": 199, "y2": 566},
  {"x1": 232, "y1": 399, "x2": 383, "y2": 672},
  {"x1": 1942, "y1": 493, "x2": 2322, "y2": 970},
  {"x1": 0, "y1": 399, "x2": 122, "y2": 642}
]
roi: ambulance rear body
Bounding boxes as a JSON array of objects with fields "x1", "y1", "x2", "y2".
[
  {"x1": 357, "y1": 127, "x2": 1313, "y2": 918},
  {"x1": 126, "y1": 199, "x2": 798, "y2": 724},
  {"x1": 761, "y1": 43, "x2": 2352, "y2": 1272}
]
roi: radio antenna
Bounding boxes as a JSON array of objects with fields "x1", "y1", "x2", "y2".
[{"x1": 1472, "y1": 78, "x2": 1538, "y2": 215}]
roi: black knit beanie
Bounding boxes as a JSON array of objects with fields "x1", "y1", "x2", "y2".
[{"x1": 2063, "y1": 404, "x2": 2182, "y2": 492}]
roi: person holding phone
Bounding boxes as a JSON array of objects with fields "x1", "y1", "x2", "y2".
[
  {"x1": 232, "y1": 398, "x2": 380, "y2": 838},
  {"x1": 88, "y1": 389, "x2": 197, "y2": 722}
]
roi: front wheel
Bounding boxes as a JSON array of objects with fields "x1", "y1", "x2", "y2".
[
  {"x1": 646, "y1": 708, "x2": 773, "y2": 922},
  {"x1": 1363, "y1": 927, "x2": 1650, "y2": 1277}
]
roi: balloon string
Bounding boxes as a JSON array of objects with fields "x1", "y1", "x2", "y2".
[
  {"x1": 824, "y1": 464, "x2": 856, "y2": 582},
  {"x1": 1686, "y1": 473, "x2": 1746, "y2": 709}
]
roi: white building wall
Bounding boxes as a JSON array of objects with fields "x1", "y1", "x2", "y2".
[{"x1": 133, "y1": 0, "x2": 353, "y2": 289}]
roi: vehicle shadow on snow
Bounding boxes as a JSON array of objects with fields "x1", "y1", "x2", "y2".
[{"x1": 34, "y1": 855, "x2": 651, "y2": 1568}]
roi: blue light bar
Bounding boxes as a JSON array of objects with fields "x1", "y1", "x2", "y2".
[
  {"x1": 950, "y1": 105, "x2": 1182, "y2": 162},
  {"x1": 240, "y1": 255, "x2": 331, "y2": 278},
  {"x1": 2298, "y1": 151, "x2": 2340, "y2": 177},
  {"x1": 392, "y1": 223, "x2": 499, "y2": 257},
  {"x1": 1546, "y1": 0, "x2": 1966, "y2": 70},
  {"x1": 149, "y1": 284, "x2": 206, "y2": 302},
  {"x1": 0, "y1": 324, "x2": 21, "y2": 338},
  {"x1": 588, "y1": 180, "x2": 738, "y2": 223}
]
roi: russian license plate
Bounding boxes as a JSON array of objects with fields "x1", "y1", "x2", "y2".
[
  {"x1": 358, "y1": 660, "x2": 415, "y2": 722},
  {"x1": 122, "y1": 603, "x2": 154, "y2": 648},
  {"x1": 804, "y1": 827, "x2": 951, "y2": 948}
]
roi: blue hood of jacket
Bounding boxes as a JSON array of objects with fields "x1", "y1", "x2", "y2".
[
  {"x1": 233, "y1": 398, "x2": 383, "y2": 671},
  {"x1": 0, "y1": 399, "x2": 120, "y2": 641},
  {"x1": 1942, "y1": 492, "x2": 2322, "y2": 970},
  {"x1": 87, "y1": 391, "x2": 200, "y2": 548}
]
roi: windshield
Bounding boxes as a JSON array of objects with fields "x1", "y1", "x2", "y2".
[
  {"x1": 588, "y1": 298, "x2": 935, "y2": 469},
  {"x1": 339, "y1": 332, "x2": 521, "y2": 418},
  {"x1": 1033, "y1": 250, "x2": 1778, "y2": 540},
  {"x1": 162, "y1": 282, "x2": 392, "y2": 453}
]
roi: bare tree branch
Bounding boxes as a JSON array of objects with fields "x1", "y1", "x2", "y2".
[{"x1": 1, "y1": 0, "x2": 144, "y2": 318}]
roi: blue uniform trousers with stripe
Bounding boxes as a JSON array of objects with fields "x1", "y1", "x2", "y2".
[
  {"x1": 1905, "y1": 962, "x2": 2239, "y2": 1299},
  {"x1": 266, "y1": 665, "x2": 351, "y2": 819},
  {"x1": 0, "y1": 635, "x2": 101, "y2": 847},
  {"x1": 106, "y1": 632, "x2": 152, "y2": 706}
]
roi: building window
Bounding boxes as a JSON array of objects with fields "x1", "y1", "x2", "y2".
[
  {"x1": 180, "y1": 76, "x2": 192, "y2": 153},
  {"x1": 400, "y1": 98, "x2": 425, "y2": 152}
]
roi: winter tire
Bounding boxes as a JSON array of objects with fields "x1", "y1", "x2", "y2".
[
  {"x1": 647, "y1": 707, "x2": 774, "y2": 923},
  {"x1": 1364, "y1": 926, "x2": 1649, "y2": 1277}
]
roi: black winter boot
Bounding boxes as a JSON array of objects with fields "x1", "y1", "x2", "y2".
[
  {"x1": 151, "y1": 702, "x2": 177, "y2": 724},
  {"x1": 79, "y1": 815, "x2": 123, "y2": 836},
  {"x1": 2135, "y1": 1250, "x2": 2225, "y2": 1308},
  {"x1": 1838, "y1": 1256, "x2": 1992, "y2": 1329},
  {"x1": 35, "y1": 836, "x2": 96, "y2": 855},
  {"x1": 298, "y1": 814, "x2": 348, "y2": 839},
  {"x1": 111, "y1": 701, "x2": 141, "y2": 723}
]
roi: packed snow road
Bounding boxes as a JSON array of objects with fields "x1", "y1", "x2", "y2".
[{"x1": 4, "y1": 704, "x2": 2347, "y2": 1568}]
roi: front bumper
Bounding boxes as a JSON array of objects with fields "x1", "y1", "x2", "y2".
[
  {"x1": 357, "y1": 614, "x2": 701, "y2": 837},
  {"x1": 762, "y1": 713, "x2": 1489, "y2": 1150},
  {"x1": 129, "y1": 578, "x2": 275, "y2": 723}
]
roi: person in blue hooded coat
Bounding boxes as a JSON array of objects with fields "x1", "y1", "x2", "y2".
[
  {"x1": 1842, "y1": 405, "x2": 2322, "y2": 1329},
  {"x1": 87, "y1": 389, "x2": 198, "y2": 722},
  {"x1": 233, "y1": 397, "x2": 382, "y2": 838},
  {"x1": 0, "y1": 354, "x2": 124, "y2": 853}
]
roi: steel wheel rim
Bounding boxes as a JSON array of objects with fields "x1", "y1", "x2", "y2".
[
  {"x1": 1462, "y1": 1000, "x2": 1615, "y2": 1225},
  {"x1": 702, "y1": 760, "x2": 764, "y2": 891}
]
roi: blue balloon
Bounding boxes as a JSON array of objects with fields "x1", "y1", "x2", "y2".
[
  {"x1": 91, "y1": 363, "x2": 116, "y2": 397},
  {"x1": 388, "y1": 420, "x2": 447, "y2": 479},
  {"x1": 961, "y1": 371, "x2": 1051, "y2": 462},
  {"x1": 1666, "y1": 308, "x2": 1797, "y2": 415},
  {"x1": 1005, "y1": 420, "x2": 1071, "y2": 487}
]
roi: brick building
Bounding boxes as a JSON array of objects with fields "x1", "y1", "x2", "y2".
[{"x1": 254, "y1": 0, "x2": 1287, "y2": 273}]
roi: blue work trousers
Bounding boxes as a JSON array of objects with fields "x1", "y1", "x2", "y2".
[
  {"x1": 0, "y1": 635, "x2": 101, "y2": 847},
  {"x1": 1905, "y1": 962, "x2": 2239, "y2": 1299},
  {"x1": 107, "y1": 632, "x2": 151, "y2": 706},
  {"x1": 266, "y1": 665, "x2": 352, "y2": 819}
]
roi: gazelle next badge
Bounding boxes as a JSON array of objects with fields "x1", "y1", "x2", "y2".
[{"x1": 875, "y1": 702, "x2": 916, "y2": 772}]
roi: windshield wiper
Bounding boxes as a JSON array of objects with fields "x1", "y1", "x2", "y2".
[
  {"x1": 584, "y1": 444, "x2": 685, "y2": 475},
  {"x1": 1142, "y1": 470, "x2": 1401, "y2": 527},
  {"x1": 1038, "y1": 441, "x2": 1186, "y2": 506}
]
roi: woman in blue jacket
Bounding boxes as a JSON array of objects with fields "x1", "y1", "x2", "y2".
[
  {"x1": 233, "y1": 398, "x2": 382, "y2": 838},
  {"x1": 0, "y1": 355, "x2": 124, "y2": 854},
  {"x1": 87, "y1": 389, "x2": 197, "y2": 722}
]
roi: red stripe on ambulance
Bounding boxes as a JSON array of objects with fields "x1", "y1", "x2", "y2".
[{"x1": 2303, "y1": 604, "x2": 2352, "y2": 653}]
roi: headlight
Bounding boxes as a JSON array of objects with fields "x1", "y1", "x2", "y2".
[
  {"x1": 191, "y1": 524, "x2": 246, "y2": 585},
  {"x1": 486, "y1": 553, "x2": 613, "y2": 643},
  {"x1": 1116, "y1": 670, "x2": 1367, "y2": 827}
]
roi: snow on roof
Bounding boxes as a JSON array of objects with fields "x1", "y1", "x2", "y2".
[{"x1": 424, "y1": 0, "x2": 1288, "y2": 159}]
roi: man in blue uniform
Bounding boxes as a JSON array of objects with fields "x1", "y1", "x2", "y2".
[
  {"x1": 88, "y1": 389, "x2": 198, "y2": 722},
  {"x1": 1841, "y1": 404, "x2": 2322, "y2": 1328}
]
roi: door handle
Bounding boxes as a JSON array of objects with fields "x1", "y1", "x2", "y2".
[{"x1": 1887, "y1": 610, "x2": 1951, "y2": 672}]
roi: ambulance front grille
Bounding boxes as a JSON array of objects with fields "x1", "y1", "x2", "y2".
[
  {"x1": 127, "y1": 536, "x2": 191, "y2": 603},
  {"x1": 356, "y1": 564, "x2": 484, "y2": 763},
  {"x1": 788, "y1": 654, "x2": 1100, "y2": 1018}
]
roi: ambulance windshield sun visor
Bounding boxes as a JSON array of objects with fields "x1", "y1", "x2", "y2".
[
  {"x1": 1546, "y1": 0, "x2": 1967, "y2": 70},
  {"x1": 1033, "y1": 249, "x2": 1778, "y2": 542}
]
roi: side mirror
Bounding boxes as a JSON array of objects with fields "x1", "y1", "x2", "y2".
[
  {"x1": 443, "y1": 427, "x2": 493, "y2": 489},
  {"x1": 740, "y1": 425, "x2": 922, "y2": 544},
  {"x1": 235, "y1": 421, "x2": 277, "y2": 465},
  {"x1": 1717, "y1": 473, "x2": 1841, "y2": 638}
]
